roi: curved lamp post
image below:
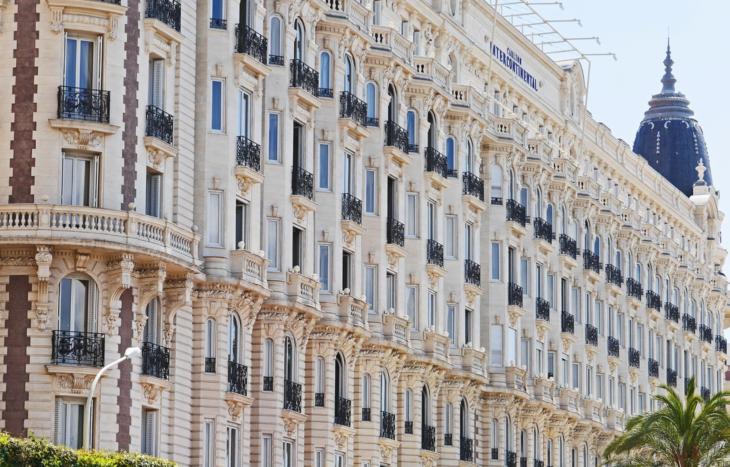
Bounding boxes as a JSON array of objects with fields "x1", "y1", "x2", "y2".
[{"x1": 83, "y1": 346, "x2": 141, "y2": 450}]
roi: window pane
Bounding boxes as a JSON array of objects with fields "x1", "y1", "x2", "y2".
[
  {"x1": 211, "y1": 81, "x2": 222, "y2": 131},
  {"x1": 207, "y1": 193, "x2": 221, "y2": 245},
  {"x1": 318, "y1": 145, "x2": 329, "y2": 189},
  {"x1": 491, "y1": 243, "x2": 500, "y2": 280},
  {"x1": 447, "y1": 305, "x2": 455, "y2": 347},
  {"x1": 365, "y1": 266, "x2": 376, "y2": 311},
  {"x1": 266, "y1": 220, "x2": 279, "y2": 269},
  {"x1": 406, "y1": 194, "x2": 417, "y2": 236},
  {"x1": 268, "y1": 114, "x2": 279, "y2": 161},
  {"x1": 319, "y1": 245, "x2": 330, "y2": 292},
  {"x1": 491, "y1": 325, "x2": 502, "y2": 366},
  {"x1": 406, "y1": 287, "x2": 416, "y2": 327},
  {"x1": 445, "y1": 216, "x2": 456, "y2": 258},
  {"x1": 365, "y1": 170, "x2": 376, "y2": 213}
]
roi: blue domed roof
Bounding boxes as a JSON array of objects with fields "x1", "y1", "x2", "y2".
[{"x1": 632, "y1": 43, "x2": 713, "y2": 197}]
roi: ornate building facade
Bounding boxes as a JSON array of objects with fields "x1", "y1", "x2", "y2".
[{"x1": 0, "y1": 0, "x2": 727, "y2": 464}]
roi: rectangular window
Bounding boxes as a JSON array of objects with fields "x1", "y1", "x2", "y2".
[
  {"x1": 572, "y1": 288, "x2": 580, "y2": 323},
  {"x1": 572, "y1": 363, "x2": 580, "y2": 392},
  {"x1": 520, "y1": 339, "x2": 530, "y2": 371},
  {"x1": 639, "y1": 393, "x2": 646, "y2": 414},
  {"x1": 585, "y1": 366, "x2": 592, "y2": 398},
  {"x1": 342, "y1": 252, "x2": 352, "y2": 291},
  {"x1": 619, "y1": 384, "x2": 626, "y2": 412},
  {"x1": 266, "y1": 219, "x2": 280, "y2": 270},
  {"x1": 547, "y1": 274, "x2": 555, "y2": 309},
  {"x1": 406, "y1": 286, "x2": 417, "y2": 328},
  {"x1": 491, "y1": 242, "x2": 501, "y2": 281},
  {"x1": 465, "y1": 223, "x2": 474, "y2": 260},
  {"x1": 447, "y1": 305, "x2": 456, "y2": 347},
  {"x1": 315, "y1": 449, "x2": 324, "y2": 467},
  {"x1": 237, "y1": 90, "x2": 250, "y2": 137},
  {"x1": 547, "y1": 351, "x2": 555, "y2": 380},
  {"x1": 334, "y1": 453, "x2": 344, "y2": 467},
  {"x1": 292, "y1": 227, "x2": 303, "y2": 270},
  {"x1": 427, "y1": 292, "x2": 436, "y2": 329},
  {"x1": 283, "y1": 440, "x2": 294, "y2": 467},
  {"x1": 406, "y1": 193, "x2": 418, "y2": 237},
  {"x1": 141, "y1": 409, "x2": 157, "y2": 456},
  {"x1": 464, "y1": 308, "x2": 472, "y2": 345},
  {"x1": 630, "y1": 388, "x2": 635, "y2": 415},
  {"x1": 426, "y1": 201, "x2": 436, "y2": 240},
  {"x1": 211, "y1": 0, "x2": 224, "y2": 23},
  {"x1": 145, "y1": 172, "x2": 162, "y2": 218},
  {"x1": 445, "y1": 215, "x2": 457, "y2": 258},
  {"x1": 207, "y1": 191, "x2": 223, "y2": 246},
  {"x1": 267, "y1": 113, "x2": 280, "y2": 162},
  {"x1": 618, "y1": 313, "x2": 624, "y2": 347},
  {"x1": 61, "y1": 153, "x2": 99, "y2": 207},
  {"x1": 595, "y1": 301, "x2": 603, "y2": 336},
  {"x1": 226, "y1": 427, "x2": 238, "y2": 467},
  {"x1": 491, "y1": 325, "x2": 503, "y2": 366},
  {"x1": 386, "y1": 273, "x2": 396, "y2": 312},
  {"x1": 204, "y1": 420, "x2": 215, "y2": 467},
  {"x1": 211, "y1": 80, "x2": 224, "y2": 132},
  {"x1": 596, "y1": 373, "x2": 604, "y2": 401},
  {"x1": 55, "y1": 398, "x2": 89, "y2": 450},
  {"x1": 365, "y1": 170, "x2": 377, "y2": 214},
  {"x1": 536, "y1": 341, "x2": 544, "y2": 375},
  {"x1": 235, "y1": 200, "x2": 249, "y2": 249},
  {"x1": 562, "y1": 355, "x2": 568, "y2": 386},
  {"x1": 520, "y1": 258, "x2": 529, "y2": 296},
  {"x1": 318, "y1": 144, "x2": 330, "y2": 190},
  {"x1": 609, "y1": 377, "x2": 615, "y2": 406},
  {"x1": 364, "y1": 265, "x2": 376, "y2": 311},
  {"x1": 318, "y1": 244, "x2": 331, "y2": 293},
  {"x1": 508, "y1": 327, "x2": 517, "y2": 365}
]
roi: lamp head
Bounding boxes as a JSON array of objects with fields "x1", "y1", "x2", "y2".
[{"x1": 124, "y1": 347, "x2": 142, "y2": 359}]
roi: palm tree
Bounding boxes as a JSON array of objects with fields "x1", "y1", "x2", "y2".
[{"x1": 603, "y1": 377, "x2": 730, "y2": 467}]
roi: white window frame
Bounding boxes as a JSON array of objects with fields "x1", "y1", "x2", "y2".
[
  {"x1": 491, "y1": 242, "x2": 501, "y2": 281},
  {"x1": 206, "y1": 191, "x2": 224, "y2": 247},
  {"x1": 406, "y1": 285, "x2": 417, "y2": 328},
  {"x1": 445, "y1": 215, "x2": 457, "y2": 259},
  {"x1": 317, "y1": 143, "x2": 331, "y2": 191},
  {"x1": 141, "y1": 409, "x2": 158, "y2": 456},
  {"x1": 204, "y1": 420, "x2": 215, "y2": 467},
  {"x1": 406, "y1": 192, "x2": 419, "y2": 238},
  {"x1": 266, "y1": 218, "x2": 280, "y2": 271},
  {"x1": 364, "y1": 265, "x2": 377, "y2": 311},
  {"x1": 365, "y1": 169, "x2": 377, "y2": 215},
  {"x1": 211, "y1": 78, "x2": 225, "y2": 132},
  {"x1": 318, "y1": 243, "x2": 331, "y2": 293},
  {"x1": 267, "y1": 113, "x2": 281, "y2": 163}
]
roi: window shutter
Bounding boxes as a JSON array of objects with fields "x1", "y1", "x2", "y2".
[
  {"x1": 149, "y1": 174, "x2": 161, "y2": 218},
  {"x1": 88, "y1": 280, "x2": 98, "y2": 333},
  {"x1": 146, "y1": 411, "x2": 157, "y2": 455},
  {"x1": 90, "y1": 155, "x2": 100, "y2": 208},
  {"x1": 152, "y1": 60, "x2": 164, "y2": 109},
  {"x1": 95, "y1": 36, "x2": 103, "y2": 90},
  {"x1": 54, "y1": 399, "x2": 65, "y2": 446},
  {"x1": 145, "y1": 299, "x2": 158, "y2": 344}
]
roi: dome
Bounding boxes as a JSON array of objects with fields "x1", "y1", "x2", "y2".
[{"x1": 632, "y1": 43, "x2": 713, "y2": 197}]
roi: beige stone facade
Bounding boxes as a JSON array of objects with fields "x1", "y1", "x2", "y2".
[{"x1": 0, "y1": 0, "x2": 728, "y2": 465}]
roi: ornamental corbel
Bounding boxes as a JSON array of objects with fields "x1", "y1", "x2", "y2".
[
  {"x1": 34, "y1": 246, "x2": 53, "y2": 331},
  {"x1": 105, "y1": 254, "x2": 135, "y2": 336}
]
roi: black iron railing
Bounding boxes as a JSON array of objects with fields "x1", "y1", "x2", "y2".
[
  {"x1": 716, "y1": 335, "x2": 727, "y2": 354},
  {"x1": 521, "y1": 457, "x2": 528, "y2": 467},
  {"x1": 290, "y1": 59, "x2": 319, "y2": 97},
  {"x1": 263, "y1": 376, "x2": 273, "y2": 391},
  {"x1": 646, "y1": 291, "x2": 661, "y2": 311},
  {"x1": 608, "y1": 336, "x2": 619, "y2": 357},
  {"x1": 284, "y1": 380, "x2": 302, "y2": 412},
  {"x1": 509, "y1": 282, "x2": 523, "y2": 308},
  {"x1": 146, "y1": 105, "x2": 174, "y2": 145},
  {"x1": 506, "y1": 199, "x2": 527, "y2": 227},
  {"x1": 51, "y1": 330, "x2": 105, "y2": 367},
  {"x1": 227, "y1": 360, "x2": 248, "y2": 396},
  {"x1": 648, "y1": 358, "x2": 659, "y2": 378},
  {"x1": 447, "y1": 168, "x2": 458, "y2": 178},
  {"x1": 57, "y1": 86, "x2": 110, "y2": 124},
  {"x1": 626, "y1": 278, "x2": 643, "y2": 300},
  {"x1": 291, "y1": 166, "x2": 314, "y2": 200},
  {"x1": 384, "y1": 120, "x2": 409, "y2": 153},
  {"x1": 427, "y1": 239, "x2": 444, "y2": 268},
  {"x1": 665, "y1": 303, "x2": 679, "y2": 324},
  {"x1": 463, "y1": 172, "x2": 484, "y2": 201},
  {"x1": 335, "y1": 397, "x2": 352, "y2": 427},
  {"x1": 342, "y1": 193, "x2": 362, "y2": 225},
  {"x1": 269, "y1": 55, "x2": 284, "y2": 66},
  {"x1": 406, "y1": 421, "x2": 414, "y2": 435},
  {"x1": 491, "y1": 197, "x2": 503, "y2": 205},
  {"x1": 460, "y1": 437, "x2": 473, "y2": 462},
  {"x1": 235, "y1": 24, "x2": 268, "y2": 64},
  {"x1": 408, "y1": 144, "x2": 419, "y2": 154},
  {"x1": 559, "y1": 234, "x2": 577, "y2": 258},
  {"x1": 142, "y1": 342, "x2": 170, "y2": 380},
  {"x1": 583, "y1": 250, "x2": 601, "y2": 274},
  {"x1": 210, "y1": 18, "x2": 226, "y2": 29},
  {"x1": 605, "y1": 264, "x2": 623, "y2": 287},
  {"x1": 380, "y1": 411, "x2": 395, "y2": 439},
  {"x1": 535, "y1": 460, "x2": 544, "y2": 467},
  {"x1": 561, "y1": 311, "x2": 574, "y2": 334},
  {"x1": 340, "y1": 91, "x2": 367, "y2": 126},
  {"x1": 425, "y1": 147, "x2": 448, "y2": 178},
  {"x1": 701, "y1": 387, "x2": 711, "y2": 401},
  {"x1": 319, "y1": 88, "x2": 334, "y2": 99},
  {"x1": 465, "y1": 259, "x2": 481, "y2": 287},
  {"x1": 205, "y1": 357, "x2": 216, "y2": 373},
  {"x1": 315, "y1": 393, "x2": 324, "y2": 407},
  {"x1": 367, "y1": 117, "x2": 379, "y2": 127},
  {"x1": 362, "y1": 408, "x2": 371, "y2": 421},
  {"x1": 585, "y1": 324, "x2": 598, "y2": 346},
  {"x1": 507, "y1": 450, "x2": 517, "y2": 467},
  {"x1": 444, "y1": 433, "x2": 452, "y2": 445},
  {"x1": 145, "y1": 0, "x2": 181, "y2": 31},
  {"x1": 492, "y1": 448, "x2": 499, "y2": 460},
  {"x1": 236, "y1": 135, "x2": 261, "y2": 172},
  {"x1": 699, "y1": 324, "x2": 713, "y2": 343},
  {"x1": 629, "y1": 348, "x2": 640, "y2": 368},
  {"x1": 534, "y1": 218, "x2": 553, "y2": 243},
  {"x1": 421, "y1": 424, "x2": 436, "y2": 452},
  {"x1": 683, "y1": 314, "x2": 697, "y2": 333},
  {"x1": 667, "y1": 368, "x2": 677, "y2": 388},
  {"x1": 536, "y1": 297, "x2": 550, "y2": 321},
  {"x1": 386, "y1": 217, "x2": 405, "y2": 247}
]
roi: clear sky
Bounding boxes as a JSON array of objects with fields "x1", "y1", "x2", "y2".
[{"x1": 520, "y1": 0, "x2": 730, "y2": 251}]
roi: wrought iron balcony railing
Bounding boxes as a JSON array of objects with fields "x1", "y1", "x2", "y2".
[
  {"x1": 684, "y1": 378, "x2": 690, "y2": 395},
  {"x1": 447, "y1": 168, "x2": 458, "y2": 178},
  {"x1": 583, "y1": 250, "x2": 601, "y2": 274},
  {"x1": 334, "y1": 397, "x2": 351, "y2": 427},
  {"x1": 605, "y1": 264, "x2": 623, "y2": 287},
  {"x1": 145, "y1": 105, "x2": 174, "y2": 145},
  {"x1": 665, "y1": 302, "x2": 679, "y2": 324},
  {"x1": 444, "y1": 433, "x2": 452, "y2": 445},
  {"x1": 315, "y1": 393, "x2": 324, "y2": 407},
  {"x1": 339, "y1": 91, "x2": 367, "y2": 126},
  {"x1": 367, "y1": 117, "x2": 379, "y2": 127},
  {"x1": 646, "y1": 291, "x2": 662, "y2": 311},
  {"x1": 227, "y1": 360, "x2": 248, "y2": 396},
  {"x1": 491, "y1": 197, "x2": 503, "y2": 205},
  {"x1": 506, "y1": 450, "x2": 517, "y2": 467},
  {"x1": 380, "y1": 411, "x2": 395, "y2": 439},
  {"x1": 421, "y1": 424, "x2": 436, "y2": 452},
  {"x1": 427, "y1": 239, "x2": 444, "y2": 268},
  {"x1": 521, "y1": 457, "x2": 528, "y2": 467},
  {"x1": 701, "y1": 387, "x2": 711, "y2": 401},
  {"x1": 506, "y1": 199, "x2": 527, "y2": 227},
  {"x1": 460, "y1": 437, "x2": 473, "y2": 462},
  {"x1": 384, "y1": 120, "x2": 409, "y2": 153},
  {"x1": 408, "y1": 144, "x2": 419, "y2": 154},
  {"x1": 362, "y1": 407, "x2": 371, "y2": 421},
  {"x1": 462, "y1": 172, "x2": 484, "y2": 201},
  {"x1": 342, "y1": 193, "x2": 362, "y2": 225},
  {"x1": 534, "y1": 217, "x2": 553, "y2": 243},
  {"x1": 57, "y1": 86, "x2": 110, "y2": 124},
  {"x1": 51, "y1": 330, "x2": 105, "y2": 367},
  {"x1": 269, "y1": 55, "x2": 284, "y2": 66},
  {"x1": 319, "y1": 88, "x2": 334, "y2": 98},
  {"x1": 425, "y1": 147, "x2": 448, "y2": 178},
  {"x1": 509, "y1": 282, "x2": 523, "y2": 308},
  {"x1": 464, "y1": 259, "x2": 481, "y2": 287},
  {"x1": 145, "y1": 0, "x2": 181, "y2": 31},
  {"x1": 263, "y1": 376, "x2": 273, "y2": 391},
  {"x1": 535, "y1": 460, "x2": 544, "y2": 467},
  {"x1": 626, "y1": 278, "x2": 643, "y2": 300},
  {"x1": 235, "y1": 24, "x2": 267, "y2": 64},
  {"x1": 648, "y1": 358, "x2": 659, "y2": 378},
  {"x1": 142, "y1": 341, "x2": 170, "y2": 380},
  {"x1": 291, "y1": 166, "x2": 314, "y2": 200},
  {"x1": 667, "y1": 368, "x2": 677, "y2": 388},
  {"x1": 236, "y1": 135, "x2": 261, "y2": 172},
  {"x1": 683, "y1": 314, "x2": 697, "y2": 333},
  {"x1": 290, "y1": 59, "x2": 319, "y2": 97},
  {"x1": 559, "y1": 234, "x2": 577, "y2": 259},
  {"x1": 284, "y1": 379, "x2": 302, "y2": 412},
  {"x1": 492, "y1": 448, "x2": 499, "y2": 460},
  {"x1": 716, "y1": 335, "x2": 727, "y2": 354},
  {"x1": 405, "y1": 421, "x2": 414, "y2": 435},
  {"x1": 585, "y1": 323, "x2": 598, "y2": 346},
  {"x1": 386, "y1": 217, "x2": 405, "y2": 247},
  {"x1": 536, "y1": 297, "x2": 550, "y2": 321},
  {"x1": 608, "y1": 336, "x2": 619, "y2": 358},
  {"x1": 205, "y1": 357, "x2": 216, "y2": 373},
  {"x1": 629, "y1": 348, "x2": 640, "y2": 368},
  {"x1": 561, "y1": 311, "x2": 574, "y2": 334},
  {"x1": 209, "y1": 17, "x2": 226, "y2": 29},
  {"x1": 699, "y1": 324, "x2": 713, "y2": 343}
]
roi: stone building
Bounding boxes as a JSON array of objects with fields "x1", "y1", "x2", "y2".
[{"x1": 0, "y1": 0, "x2": 727, "y2": 464}]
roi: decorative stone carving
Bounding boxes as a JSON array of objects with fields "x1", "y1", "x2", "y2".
[
  {"x1": 63, "y1": 130, "x2": 102, "y2": 149},
  {"x1": 56, "y1": 374, "x2": 93, "y2": 394}
]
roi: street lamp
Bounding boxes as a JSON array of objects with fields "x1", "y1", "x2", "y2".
[{"x1": 83, "y1": 346, "x2": 142, "y2": 450}]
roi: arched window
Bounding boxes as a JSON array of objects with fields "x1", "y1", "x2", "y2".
[
  {"x1": 380, "y1": 370, "x2": 390, "y2": 411},
  {"x1": 319, "y1": 51, "x2": 331, "y2": 94},
  {"x1": 690, "y1": 299, "x2": 696, "y2": 318},
  {"x1": 491, "y1": 419, "x2": 499, "y2": 455},
  {"x1": 284, "y1": 335, "x2": 296, "y2": 382},
  {"x1": 572, "y1": 448, "x2": 577, "y2": 467},
  {"x1": 520, "y1": 186, "x2": 529, "y2": 214},
  {"x1": 559, "y1": 435, "x2": 565, "y2": 467},
  {"x1": 335, "y1": 352, "x2": 346, "y2": 401},
  {"x1": 344, "y1": 55, "x2": 354, "y2": 93},
  {"x1": 583, "y1": 445, "x2": 588, "y2": 467},
  {"x1": 315, "y1": 356, "x2": 325, "y2": 404},
  {"x1": 547, "y1": 439, "x2": 552, "y2": 466},
  {"x1": 227, "y1": 313, "x2": 240, "y2": 363},
  {"x1": 58, "y1": 274, "x2": 98, "y2": 333},
  {"x1": 520, "y1": 429, "x2": 526, "y2": 457},
  {"x1": 427, "y1": 112, "x2": 436, "y2": 149},
  {"x1": 465, "y1": 138, "x2": 474, "y2": 175},
  {"x1": 505, "y1": 415, "x2": 512, "y2": 451},
  {"x1": 143, "y1": 299, "x2": 160, "y2": 344},
  {"x1": 491, "y1": 164, "x2": 503, "y2": 201},
  {"x1": 636, "y1": 263, "x2": 642, "y2": 286},
  {"x1": 205, "y1": 318, "x2": 216, "y2": 373},
  {"x1": 421, "y1": 386, "x2": 430, "y2": 426},
  {"x1": 654, "y1": 275, "x2": 661, "y2": 297},
  {"x1": 446, "y1": 137, "x2": 456, "y2": 174},
  {"x1": 445, "y1": 402, "x2": 452, "y2": 440},
  {"x1": 294, "y1": 19, "x2": 305, "y2": 61},
  {"x1": 362, "y1": 374, "x2": 371, "y2": 415},
  {"x1": 593, "y1": 236, "x2": 601, "y2": 259},
  {"x1": 263, "y1": 338, "x2": 274, "y2": 388},
  {"x1": 387, "y1": 85, "x2": 397, "y2": 123},
  {"x1": 366, "y1": 83, "x2": 377, "y2": 125},
  {"x1": 269, "y1": 17, "x2": 282, "y2": 59},
  {"x1": 535, "y1": 187, "x2": 543, "y2": 219},
  {"x1": 459, "y1": 399, "x2": 468, "y2": 437},
  {"x1": 616, "y1": 250, "x2": 622, "y2": 271},
  {"x1": 407, "y1": 110, "x2": 417, "y2": 150},
  {"x1": 546, "y1": 203, "x2": 554, "y2": 227},
  {"x1": 533, "y1": 427, "x2": 540, "y2": 460}
]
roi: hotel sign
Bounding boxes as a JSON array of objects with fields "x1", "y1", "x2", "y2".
[{"x1": 490, "y1": 44, "x2": 539, "y2": 91}]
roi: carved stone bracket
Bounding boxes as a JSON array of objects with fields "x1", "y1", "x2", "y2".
[
  {"x1": 105, "y1": 253, "x2": 134, "y2": 337},
  {"x1": 34, "y1": 246, "x2": 53, "y2": 331},
  {"x1": 140, "y1": 375, "x2": 173, "y2": 407}
]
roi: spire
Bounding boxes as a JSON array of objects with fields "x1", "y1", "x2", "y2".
[{"x1": 661, "y1": 40, "x2": 677, "y2": 94}]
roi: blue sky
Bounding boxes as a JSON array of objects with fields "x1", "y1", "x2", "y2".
[{"x1": 521, "y1": 0, "x2": 730, "y2": 250}]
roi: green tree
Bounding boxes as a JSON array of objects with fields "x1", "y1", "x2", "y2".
[{"x1": 603, "y1": 377, "x2": 730, "y2": 467}]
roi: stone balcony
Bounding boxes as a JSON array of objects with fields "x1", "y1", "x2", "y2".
[{"x1": 229, "y1": 247, "x2": 269, "y2": 290}]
